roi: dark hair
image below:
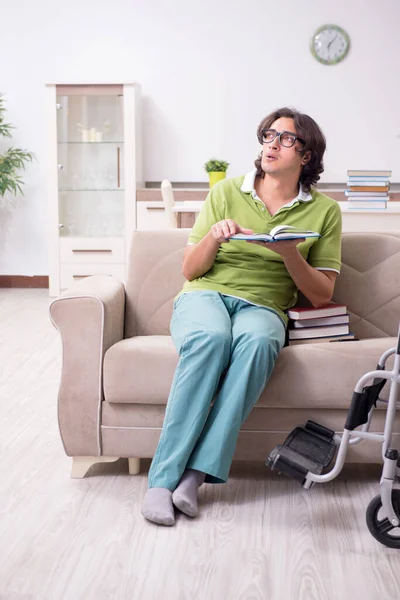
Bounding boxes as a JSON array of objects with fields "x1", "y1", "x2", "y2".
[{"x1": 254, "y1": 107, "x2": 326, "y2": 192}]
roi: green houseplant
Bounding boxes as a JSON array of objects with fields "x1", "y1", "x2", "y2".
[
  {"x1": 0, "y1": 94, "x2": 34, "y2": 209},
  {"x1": 204, "y1": 158, "x2": 229, "y2": 188}
]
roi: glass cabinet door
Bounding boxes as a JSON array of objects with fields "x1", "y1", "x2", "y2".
[{"x1": 56, "y1": 89, "x2": 124, "y2": 237}]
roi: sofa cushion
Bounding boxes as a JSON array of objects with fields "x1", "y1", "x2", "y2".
[
  {"x1": 104, "y1": 336, "x2": 177, "y2": 404},
  {"x1": 124, "y1": 230, "x2": 188, "y2": 337},
  {"x1": 124, "y1": 230, "x2": 400, "y2": 338},
  {"x1": 332, "y1": 232, "x2": 400, "y2": 338},
  {"x1": 103, "y1": 335, "x2": 395, "y2": 408}
]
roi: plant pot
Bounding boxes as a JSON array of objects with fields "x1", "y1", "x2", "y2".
[{"x1": 208, "y1": 171, "x2": 226, "y2": 188}]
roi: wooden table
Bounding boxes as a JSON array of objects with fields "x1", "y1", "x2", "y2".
[
  {"x1": 171, "y1": 201, "x2": 400, "y2": 231},
  {"x1": 136, "y1": 187, "x2": 400, "y2": 230},
  {"x1": 171, "y1": 202, "x2": 204, "y2": 228}
]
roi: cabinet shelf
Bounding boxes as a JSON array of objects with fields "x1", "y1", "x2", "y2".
[
  {"x1": 57, "y1": 141, "x2": 124, "y2": 145},
  {"x1": 59, "y1": 233, "x2": 125, "y2": 239},
  {"x1": 59, "y1": 188, "x2": 125, "y2": 192}
]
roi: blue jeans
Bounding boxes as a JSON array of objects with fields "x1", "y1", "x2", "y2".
[{"x1": 148, "y1": 291, "x2": 286, "y2": 490}]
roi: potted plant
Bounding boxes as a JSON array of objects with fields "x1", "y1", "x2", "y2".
[
  {"x1": 204, "y1": 158, "x2": 229, "y2": 188},
  {"x1": 0, "y1": 94, "x2": 35, "y2": 210}
]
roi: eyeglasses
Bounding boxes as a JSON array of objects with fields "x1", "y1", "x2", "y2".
[{"x1": 261, "y1": 128, "x2": 305, "y2": 148}]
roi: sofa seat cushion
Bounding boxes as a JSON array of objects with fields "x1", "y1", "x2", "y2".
[
  {"x1": 103, "y1": 335, "x2": 395, "y2": 408},
  {"x1": 104, "y1": 336, "x2": 177, "y2": 404}
]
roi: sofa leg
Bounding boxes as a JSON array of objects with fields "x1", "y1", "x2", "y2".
[
  {"x1": 128, "y1": 458, "x2": 141, "y2": 475},
  {"x1": 71, "y1": 456, "x2": 120, "y2": 478}
]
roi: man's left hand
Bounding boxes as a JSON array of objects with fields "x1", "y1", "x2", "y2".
[{"x1": 247, "y1": 238, "x2": 305, "y2": 258}]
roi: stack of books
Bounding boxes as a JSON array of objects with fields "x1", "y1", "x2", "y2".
[
  {"x1": 287, "y1": 304, "x2": 356, "y2": 345},
  {"x1": 345, "y1": 169, "x2": 392, "y2": 210}
]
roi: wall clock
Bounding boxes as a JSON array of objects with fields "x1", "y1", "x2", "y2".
[{"x1": 311, "y1": 24, "x2": 350, "y2": 65}]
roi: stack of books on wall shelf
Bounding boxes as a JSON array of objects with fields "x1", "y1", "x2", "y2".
[
  {"x1": 345, "y1": 169, "x2": 392, "y2": 210},
  {"x1": 287, "y1": 304, "x2": 356, "y2": 345}
]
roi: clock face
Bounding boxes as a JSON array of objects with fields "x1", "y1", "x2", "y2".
[{"x1": 311, "y1": 24, "x2": 350, "y2": 65}]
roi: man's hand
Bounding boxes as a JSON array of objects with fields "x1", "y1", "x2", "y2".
[
  {"x1": 211, "y1": 219, "x2": 253, "y2": 243},
  {"x1": 248, "y1": 238, "x2": 305, "y2": 258}
]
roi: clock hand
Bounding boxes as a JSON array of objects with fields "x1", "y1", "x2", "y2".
[{"x1": 327, "y1": 33, "x2": 337, "y2": 50}]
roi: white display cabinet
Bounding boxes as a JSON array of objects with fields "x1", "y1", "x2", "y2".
[{"x1": 46, "y1": 83, "x2": 142, "y2": 296}]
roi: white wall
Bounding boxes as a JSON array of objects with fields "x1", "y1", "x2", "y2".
[{"x1": 1, "y1": 0, "x2": 399, "y2": 275}]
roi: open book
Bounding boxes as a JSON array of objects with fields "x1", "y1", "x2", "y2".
[{"x1": 229, "y1": 225, "x2": 320, "y2": 243}]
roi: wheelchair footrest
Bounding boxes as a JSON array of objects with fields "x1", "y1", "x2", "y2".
[{"x1": 265, "y1": 420, "x2": 337, "y2": 484}]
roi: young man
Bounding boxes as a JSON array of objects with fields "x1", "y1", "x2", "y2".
[{"x1": 142, "y1": 107, "x2": 342, "y2": 526}]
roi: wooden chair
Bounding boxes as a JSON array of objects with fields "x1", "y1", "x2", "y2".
[{"x1": 161, "y1": 180, "x2": 178, "y2": 228}]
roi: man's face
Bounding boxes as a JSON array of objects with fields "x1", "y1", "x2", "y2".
[{"x1": 260, "y1": 117, "x2": 309, "y2": 177}]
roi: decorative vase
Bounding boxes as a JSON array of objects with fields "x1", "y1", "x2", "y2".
[{"x1": 208, "y1": 171, "x2": 226, "y2": 188}]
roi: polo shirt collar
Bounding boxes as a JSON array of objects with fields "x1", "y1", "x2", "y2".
[{"x1": 240, "y1": 169, "x2": 312, "y2": 206}]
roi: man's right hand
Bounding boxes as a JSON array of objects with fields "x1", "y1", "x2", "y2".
[{"x1": 210, "y1": 219, "x2": 254, "y2": 243}]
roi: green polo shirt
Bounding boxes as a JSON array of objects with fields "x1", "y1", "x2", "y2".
[{"x1": 180, "y1": 173, "x2": 342, "y2": 325}]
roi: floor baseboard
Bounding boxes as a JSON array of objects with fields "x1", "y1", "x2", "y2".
[{"x1": 0, "y1": 275, "x2": 49, "y2": 288}]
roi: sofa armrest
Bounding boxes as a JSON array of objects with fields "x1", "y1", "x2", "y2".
[{"x1": 49, "y1": 275, "x2": 125, "y2": 457}]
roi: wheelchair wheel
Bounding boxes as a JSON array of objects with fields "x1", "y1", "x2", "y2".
[{"x1": 366, "y1": 490, "x2": 400, "y2": 548}]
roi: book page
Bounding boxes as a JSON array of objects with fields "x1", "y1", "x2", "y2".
[
  {"x1": 269, "y1": 224, "x2": 296, "y2": 236},
  {"x1": 274, "y1": 232, "x2": 314, "y2": 240},
  {"x1": 270, "y1": 224, "x2": 319, "y2": 238}
]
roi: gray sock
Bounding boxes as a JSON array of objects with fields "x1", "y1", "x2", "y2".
[
  {"x1": 172, "y1": 469, "x2": 206, "y2": 517},
  {"x1": 141, "y1": 487, "x2": 175, "y2": 526}
]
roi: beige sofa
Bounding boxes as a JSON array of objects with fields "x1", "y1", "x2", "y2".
[{"x1": 50, "y1": 230, "x2": 400, "y2": 478}]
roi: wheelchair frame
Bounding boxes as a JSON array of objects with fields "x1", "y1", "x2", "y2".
[{"x1": 266, "y1": 323, "x2": 400, "y2": 546}]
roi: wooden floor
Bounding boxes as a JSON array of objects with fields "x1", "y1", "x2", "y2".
[{"x1": 1, "y1": 289, "x2": 400, "y2": 600}]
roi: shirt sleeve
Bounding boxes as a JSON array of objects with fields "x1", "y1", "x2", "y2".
[
  {"x1": 307, "y1": 201, "x2": 342, "y2": 273},
  {"x1": 188, "y1": 185, "x2": 225, "y2": 244}
]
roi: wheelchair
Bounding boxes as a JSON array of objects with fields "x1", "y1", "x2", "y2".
[{"x1": 266, "y1": 323, "x2": 400, "y2": 548}]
